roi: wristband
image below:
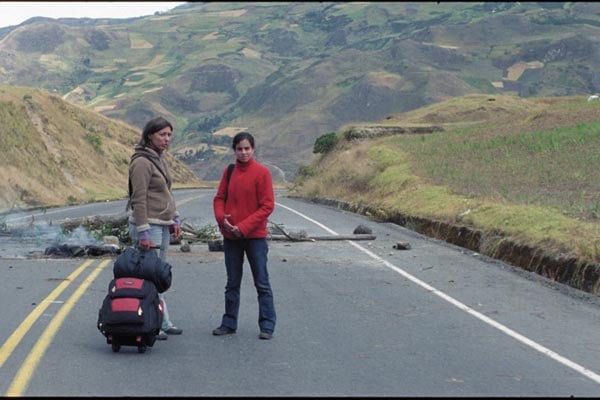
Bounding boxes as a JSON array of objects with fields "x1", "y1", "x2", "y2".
[{"x1": 139, "y1": 230, "x2": 150, "y2": 241}]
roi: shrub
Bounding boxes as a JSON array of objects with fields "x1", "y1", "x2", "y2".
[
  {"x1": 86, "y1": 133, "x2": 103, "y2": 153},
  {"x1": 297, "y1": 164, "x2": 317, "y2": 178},
  {"x1": 313, "y1": 132, "x2": 338, "y2": 154}
]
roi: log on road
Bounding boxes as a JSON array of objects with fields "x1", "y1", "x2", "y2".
[
  {"x1": 58, "y1": 214, "x2": 128, "y2": 231},
  {"x1": 268, "y1": 234, "x2": 376, "y2": 241}
]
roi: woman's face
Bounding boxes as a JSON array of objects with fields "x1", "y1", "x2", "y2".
[
  {"x1": 149, "y1": 127, "x2": 172, "y2": 153},
  {"x1": 235, "y1": 139, "x2": 254, "y2": 163}
]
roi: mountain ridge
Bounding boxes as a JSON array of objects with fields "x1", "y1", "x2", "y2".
[{"x1": 2, "y1": 2, "x2": 600, "y2": 180}]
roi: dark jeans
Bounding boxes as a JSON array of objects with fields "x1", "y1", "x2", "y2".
[{"x1": 221, "y1": 238, "x2": 276, "y2": 332}]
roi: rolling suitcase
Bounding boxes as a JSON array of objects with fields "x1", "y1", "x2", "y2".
[{"x1": 97, "y1": 277, "x2": 163, "y2": 353}]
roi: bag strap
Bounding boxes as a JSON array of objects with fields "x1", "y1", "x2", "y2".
[
  {"x1": 128, "y1": 246, "x2": 143, "y2": 272},
  {"x1": 227, "y1": 163, "x2": 234, "y2": 183},
  {"x1": 224, "y1": 163, "x2": 234, "y2": 202}
]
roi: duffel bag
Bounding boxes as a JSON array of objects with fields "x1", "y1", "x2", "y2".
[{"x1": 113, "y1": 247, "x2": 172, "y2": 293}]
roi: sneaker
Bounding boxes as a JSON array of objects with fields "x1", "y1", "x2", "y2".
[
  {"x1": 259, "y1": 329, "x2": 273, "y2": 340},
  {"x1": 156, "y1": 330, "x2": 168, "y2": 340},
  {"x1": 212, "y1": 326, "x2": 236, "y2": 336},
  {"x1": 165, "y1": 326, "x2": 183, "y2": 335}
]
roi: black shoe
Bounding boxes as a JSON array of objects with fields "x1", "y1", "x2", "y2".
[
  {"x1": 259, "y1": 329, "x2": 273, "y2": 340},
  {"x1": 212, "y1": 326, "x2": 236, "y2": 336}
]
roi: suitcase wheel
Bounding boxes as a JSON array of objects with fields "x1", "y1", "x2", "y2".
[
  {"x1": 135, "y1": 336, "x2": 147, "y2": 353},
  {"x1": 111, "y1": 342, "x2": 121, "y2": 353}
]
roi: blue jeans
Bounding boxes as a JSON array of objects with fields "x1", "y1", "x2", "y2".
[
  {"x1": 129, "y1": 223, "x2": 174, "y2": 331},
  {"x1": 221, "y1": 238, "x2": 276, "y2": 332}
]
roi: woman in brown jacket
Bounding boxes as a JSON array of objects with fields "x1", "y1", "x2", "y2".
[{"x1": 127, "y1": 116, "x2": 183, "y2": 340}]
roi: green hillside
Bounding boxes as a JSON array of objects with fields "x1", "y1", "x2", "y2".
[{"x1": 290, "y1": 93, "x2": 600, "y2": 294}]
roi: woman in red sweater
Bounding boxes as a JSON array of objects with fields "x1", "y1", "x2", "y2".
[{"x1": 212, "y1": 131, "x2": 276, "y2": 340}]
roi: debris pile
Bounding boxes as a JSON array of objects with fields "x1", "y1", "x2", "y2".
[{"x1": 44, "y1": 243, "x2": 121, "y2": 257}]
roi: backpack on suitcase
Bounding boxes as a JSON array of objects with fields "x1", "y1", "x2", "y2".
[
  {"x1": 97, "y1": 277, "x2": 163, "y2": 353},
  {"x1": 113, "y1": 246, "x2": 172, "y2": 293}
]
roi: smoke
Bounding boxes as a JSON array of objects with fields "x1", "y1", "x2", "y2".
[
  {"x1": 54, "y1": 225, "x2": 101, "y2": 246},
  {"x1": 0, "y1": 212, "x2": 108, "y2": 258},
  {"x1": 9, "y1": 219, "x2": 101, "y2": 246}
]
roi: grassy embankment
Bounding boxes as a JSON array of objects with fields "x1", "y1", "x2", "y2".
[
  {"x1": 291, "y1": 94, "x2": 600, "y2": 264},
  {"x1": 0, "y1": 85, "x2": 203, "y2": 213}
]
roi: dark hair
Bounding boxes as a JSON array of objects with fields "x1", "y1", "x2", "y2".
[
  {"x1": 139, "y1": 116, "x2": 173, "y2": 146},
  {"x1": 232, "y1": 131, "x2": 254, "y2": 149}
]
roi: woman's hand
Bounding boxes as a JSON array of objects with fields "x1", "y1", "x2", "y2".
[
  {"x1": 138, "y1": 238, "x2": 152, "y2": 251},
  {"x1": 171, "y1": 224, "x2": 182, "y2": 239},
  {"x1": 170, "y1": 215, "x2": 182, "y2": 239},
  {"x1": 223, "y1": 215, "x2": 243, "y2": 238},
  {"x1": 138, "y1": 230, "x2": 158, "y2": 251}
]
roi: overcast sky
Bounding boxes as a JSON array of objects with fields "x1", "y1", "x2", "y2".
[{"x1": 0, "y1": 2, "x2": 187, "y2": 28}]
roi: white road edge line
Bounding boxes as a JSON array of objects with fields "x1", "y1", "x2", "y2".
[{"x1": 276, "y1": 202, "x2": 600, "y2": 385}]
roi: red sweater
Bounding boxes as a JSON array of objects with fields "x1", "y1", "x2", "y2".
[{"x1": 213, "y1": 158, "x2": 274, "y2": 239}]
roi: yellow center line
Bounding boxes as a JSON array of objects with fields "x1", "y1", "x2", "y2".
[
  {"x1": 6, "y1": 259, "x2": 111, "y2": 397},
  {"x1": 0, "y1": 259, "x2": 95, "y2": 369},
  {"x1": 176, "y1": 194, "x2": 206, "y2": 207}
]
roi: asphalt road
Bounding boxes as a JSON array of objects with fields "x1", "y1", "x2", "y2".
[{"x1": 1, "y1": 189, "x2": 600, "y2": 396}]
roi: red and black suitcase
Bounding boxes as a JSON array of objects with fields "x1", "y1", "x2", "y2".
[{"x1": 97, "y1": 277, "x2": 163, "y2": 353}]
